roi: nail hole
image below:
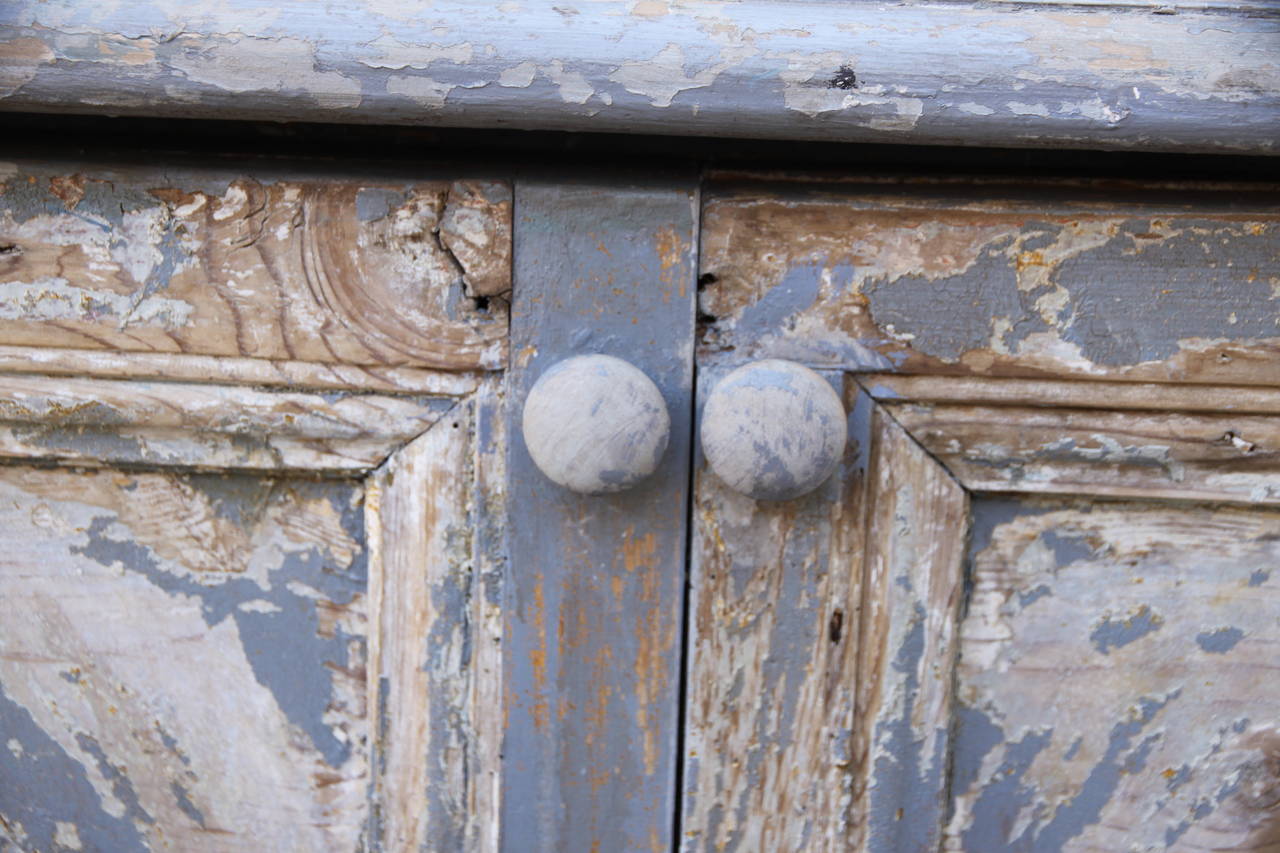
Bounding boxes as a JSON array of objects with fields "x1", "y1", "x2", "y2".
[{"x1": 829, "y1": 608, "x2": 844, "y2": 643}]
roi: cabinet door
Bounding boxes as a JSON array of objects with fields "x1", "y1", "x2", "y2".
[
  {"x1": 0, "y1": 162, "x2": 511, "y2": 851},
  {"x1": 680, "y1": 177, "x2": 1280, "y2": 852}
]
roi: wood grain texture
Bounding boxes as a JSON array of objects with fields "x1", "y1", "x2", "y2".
[
  {"x1": 0, "y1": 164, "x2": 507, "y2": 370},
  {"x1": 0, "y1": 344, "x2": 482, "y2": 395},
  {"x1": 2, "y1": 1, "x2": 1277, "y2": 154},
  {"x1": 0, "y1": 466, "x2": 369, "y2": 851},
  {"x1": 851, "y1": 405, "x2": 968, "y2": 853},
  {"x1": 947, "y1": 499, "x2": 1280, "y2": 851},
  {"x1": 698, "y1": 182, "x2": 1280, "y2": 386},
  {"x1": 887, "y1": 402, "x2": 1280, "y2": 505},
  {"x1": 366, "y1": 380, "x2": 504, "y2": 852},
  {"x1": 504, "y1": 173, "x2": 696, "y2": 853},
  {"x1": 863, "y1": 374, "x2": 1280, "y2": 416},
  {"x1": 0, "y1": 373, "x2": 453, "y2": 473},
  {"x1": 680, "y1": 375, "x2": 871, "y2": 851}
]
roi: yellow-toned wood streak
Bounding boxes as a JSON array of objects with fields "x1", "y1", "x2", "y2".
[
  {"x1": 697, "y1": 181, "x2": 1280, "y2": 387},
  {"x1": 680, "y1": 374, "x2": 871, "y2": 852},
  {"x1": 0, "y1": 373, "x2": 452, "y2": 473},
  {"x1": 946, "y1": 499, "x2": 1280, "y2": 851},
  {"x1": 850, "y1": 405, "x2": 968, "y2": 853},
  {"x1": 0, "y1": 344, "x2": 482, "y2": 394},
  {"x1": 886, "y1": 402, "x2": 1280, "y2": 505},
  {"x1": 863, "y1": 374, "x2": 1280, "y2": 416},
  {"x1": 0, "y1": 166, "x2": 508, "y2": 370},
  {"x1": 0, "y1": 466, "x2": 369, "y2": 851},
  {"x1": 366, "y1": 383, "x2": 502, "y2": 852}
]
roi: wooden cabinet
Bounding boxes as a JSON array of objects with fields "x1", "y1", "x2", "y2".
[{"x1": 1, "y1": 157, "x2": 1278, "y2": 852}]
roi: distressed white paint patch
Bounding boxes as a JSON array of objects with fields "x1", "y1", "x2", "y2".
[
  {"x1": 168, "y1": 36, "x2": 362, "y2": 108},
  {"x1": 1058, "y1": 96, "x2": 1130, "y2": 124},
  {"x1": 608, "y1": 43, "x2": 721, "y2": 108},
  {"x1": 386, "y1": 74, "x2": 454, "y2": 107},
  {"x1": 113, "y1": 208, "x2": 169, "y2": 286},
  {"x1": 238, "y1": 599, "x2": 283, "y2": 614},
  {"x1": 498, "y1": 60, "x2": 537, "y2": 87},
  {"x1": 543, "y1": 60, "x2": 593, "y2": 104},
  {"x1": 0, "y1": 278, "x2": 194, "y2": 327},
  {"x1": 6, "y1": 737, "x2": 22, "y2": 757},
  {"x1": 957, "y1": 102, "x2": 995, "y2": 116},
  {"x1": 1007, "y1": 101, "x2": 1051, "y2": 117},
  {"x1": 359, "y1": 35, "x2": 472, "y2": 70},
  {"x1": 53, "y1": 822, "x2": 82, "y2": 850}
]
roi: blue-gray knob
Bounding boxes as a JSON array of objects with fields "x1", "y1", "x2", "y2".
[
  {"x1": 701, "y1": 359, "x2": 846, "y2": 500},
  {"x1": 522, "y1": 354, "x2": 670, "y2": 494}
]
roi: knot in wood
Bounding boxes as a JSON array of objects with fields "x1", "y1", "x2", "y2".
[
  {"x1": 700, "y1": 359, "x2": 846, "y2": 501},
  {"x1": 521, "y1": 354, "x2": 670, "y2": 494}
]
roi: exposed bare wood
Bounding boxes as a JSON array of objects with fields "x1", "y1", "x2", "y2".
[
  {"x1": 698, "y1": 187, "x2": 1280, "y2": 387},
  {"x1": 366, "y1": 392, "x2": 501, "y2": 851},
  {"x1": 681, "y1": 375, "x2": 869, "y2": 851},
  {"x1": 850, "y1": 406, "x2": 969, "y2": 853},
  {"x1": 0, "y1": 466, "x2": 369, "y2": 851},
  {"x1": 0, "y1": 344, "x2": 481, "y2": 395},
  {"x1": 0, "y1": 167, "x2": 508, "y2": 370},
  {"x1": 863, "y1": 374, "x2": 1280, "y2": 415},
  {"x1": 0, "y1": 374, "x2": 450, "y2": 473},
  {"x1": 947, "y1": 499, "x2": 1280, "y2": 851},
  {"x1": 888, "y1": 402, "x2": 1280, "y2": 505}
]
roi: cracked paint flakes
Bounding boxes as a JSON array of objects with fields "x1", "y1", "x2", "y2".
[
  {"x1": 0, "y1": 467, "x2": 369, "y2": 851},
  {"x1": 168, "y1": 36, "x2": 362, "y2": 108},
  {"x1": 609, "y1": 43, "x2": 728, "y2": 108},
  {"x1": 698, "y1": 188, "x2": 1280, "y2": 385},
  {"x1": 949, "y1": 499, "x2": 1280, "y2": 851}
]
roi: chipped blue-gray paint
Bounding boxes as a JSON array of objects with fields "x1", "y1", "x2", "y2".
[
  {"x1": 959, "y1": 692, "x2": 1177, "y2": 852},
  {"x1": 69, "y1": 475, "x2": 366, "y2": 768},
  {"x1": 868, "y1": 603, "x2": 951, "y2": 853},
  {"x1": 2, "y1": 2, "x2": 1277, "y2": 154},
  {"x1": 1248, "y1": 568, "x2": 1271, "y2": 587},
  {"x1": 1089, "y1": 605, "x2": 1164, "y2": 655},
  {"x1": 504, "y1": 171, "x2": 695, "y2": 853},
  {"x1": 169, "y1": 782, "x2": 206, "y2": 829},
  {"x1": 74, "y1": 734, "x2": 155, "y2": 828},
  {"x1": 1195, "y1": 626, "x2": 1245, "y2": 654},
  {"x1": 0, "y1": 683, "x2": 148, "y2": 853}
]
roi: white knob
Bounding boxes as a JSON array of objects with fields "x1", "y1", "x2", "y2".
[
  {"x1": 522, "y1": 354, "x2": 671, "y2": 494},
  {"x1": 701, "y1": 359, "x2": 846, "y2": 500}
]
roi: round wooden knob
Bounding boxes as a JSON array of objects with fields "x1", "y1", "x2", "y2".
[
  {"x1": 701, "y1": 359, "x2": 846, "y2": 500},
  {"x1": 522, "y1": 354, "x2": 671, "y2": 494}
]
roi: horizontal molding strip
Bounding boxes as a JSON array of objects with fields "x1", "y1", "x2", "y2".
[{"x1": 1, "y1": 1, "x2": 1277, "y2": 153}]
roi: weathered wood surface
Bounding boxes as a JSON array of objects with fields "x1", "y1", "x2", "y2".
[
  {"x1": 0, "y1": 163, "x2": 508, "y2": 370},
  {"x1": 698, "y1": 183, "x2": 1280, "y2": 386},
  {"x1": 0, "y1": 466, "x2": 369, "y2": 851},
  {"x1": 2, "y1": 2, "x2": 1278, "y2": 154},
  {"x1": 863, "y1": 374, "x2": 1280, "y2": 416},
  {"x1": 681, "y1": 374, "x2": 868, "y2": 851},
  {"x1": 0, "y1": 373, "x2": 453, "y2": 473},
  {"x1": 948, "y1": 499, "x2": 1280, "y2": 851},
  {"x1": 504, "y1": 173, "x2": 696, "y2": 852},
  {"x1": 0, "y1": 344, "x2": 482, "y2": 395},
  {"x1": 852, "y1": 405, "x2": 968, "y2": 853},
  {"x1": 366, "y1": 379, "x2": 505, "y2": 851},
  {"x1": 888, "y1": 402, "x2": 1280, "y2": 505}
]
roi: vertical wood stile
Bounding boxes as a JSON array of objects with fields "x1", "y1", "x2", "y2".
[
  {"x1": 851, "y1": 406, "x2": 969, "y2": 853},
  {"x1": 679, "y1": 378, "x2": 876, "y2": 851},
  {"x1": 367, "y1": 388, "x2": 504, "y2": 852},
  {"x1": 502, "y1": 172, "x2": 698, "y2": 853}
]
